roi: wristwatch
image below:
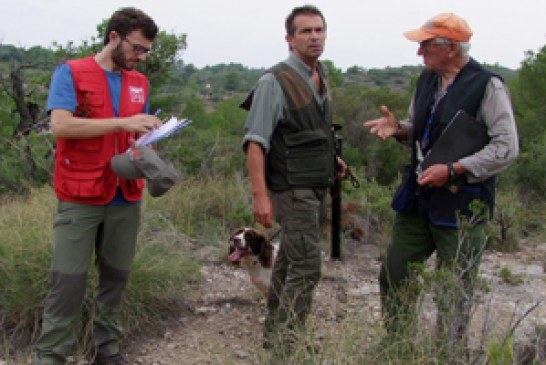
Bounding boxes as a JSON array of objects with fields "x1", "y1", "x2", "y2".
[{"x1": 446, "y1": 162, "x2": 457, "y2": 181}]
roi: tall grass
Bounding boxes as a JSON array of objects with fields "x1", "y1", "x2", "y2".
[
  {"x1": 1, "y1": 172, "x2": 544, "y2": 363},
  {"x1": 0, "y1": 187, "x2": 55, "y2": 351},
  {"x1": 145, "y1": 172, "x2": 255, "y2": 241},
  {"x1": 0, "y1": 186, "x2": 200, "y2": 357}
]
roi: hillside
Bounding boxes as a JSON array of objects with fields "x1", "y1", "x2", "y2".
[
  {"x1": 0, "y1": 44, "x2": 517, "y2": 102},
  {"x1": 165, "y1": 60, "x2": 517, "y2": 99}
]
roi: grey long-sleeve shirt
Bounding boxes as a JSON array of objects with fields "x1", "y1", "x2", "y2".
[{"x1": 402, "y1": 76, "x2": 519, "y2": 183}]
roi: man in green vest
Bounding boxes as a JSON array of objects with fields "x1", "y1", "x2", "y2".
[
  {"x1": 363, "y1": 12, "x2": 518, "y2": 355},
  {"x1": 240, "y1": 5, "x2": 346, "y2": 353}
]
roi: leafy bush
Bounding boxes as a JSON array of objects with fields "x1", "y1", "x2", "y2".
[{"x1": 145, "y1": 173, "x2": 253, "y2": 241}]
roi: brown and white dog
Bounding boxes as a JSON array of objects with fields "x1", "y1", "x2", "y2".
[{"x1": 228, "y1": 228, "x2": 278, "y2": 299}]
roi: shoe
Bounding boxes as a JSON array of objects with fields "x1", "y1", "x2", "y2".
[{"x1": 93, "y1": 353, "x2": 127, "y2": 365}]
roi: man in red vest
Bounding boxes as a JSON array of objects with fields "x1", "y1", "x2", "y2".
[{"x1": 34, "y1": 8, "x2": 160, "y2": 365}]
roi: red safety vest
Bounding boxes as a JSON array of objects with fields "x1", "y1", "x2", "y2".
[{"x1": 53, "y1": 56, "x2": 148, "y2": 205}]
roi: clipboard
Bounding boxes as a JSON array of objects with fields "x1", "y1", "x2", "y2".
[
  {"x1": 421, "y1": 110, "x2": 489, "y2": 170},
  {"x1": 134, "y1": 117, "x2": 192, "y2": 147}
]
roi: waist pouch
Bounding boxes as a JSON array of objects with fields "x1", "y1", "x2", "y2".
[{"x1": 391, "y1": 165, "x2": 418, "y2": 214}]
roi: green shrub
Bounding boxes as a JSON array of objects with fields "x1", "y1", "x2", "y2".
[
  {"x1": 145, "y1": 173, "x2": 254, "y2": 241},
  {"x1": 499, "y1": 266, "x2": 524, "y2": 286}
]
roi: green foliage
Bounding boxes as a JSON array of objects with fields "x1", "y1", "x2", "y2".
[
  {"x1": 0, "y1": 191, "x2": 55, "y2": 301},
  {"x1": 0, "y1": 133, "x2": 54, "y2": 194},
  {"x1": 334, "y1": 86, "x2": 411, "y2": 185},
  {"x1": 340, "y1": 169, "x2": 396, "y2": 251},
  {"x1": 145, "y1": 174, "x2": 253, "y2": 240},
  {"x1": 159, "y1": 98, "x2": 246, "y2": 176},
  {"x1": 138, "y1": 31, "x2": 187, "y2": 90},
  {"x1": 224, "y1": 71, "x2": 241, "y2": 91},
  {"x1": 333, "y1": 85, "x2": 410, "y2": 126},
  {"x1": 51, "y1": 39, "x2": 100, "y2": 61},
  {"x1": 366, "y1": 139, "x2": 409, "y2": 185},
  {"x1": 0, "y1": 188, "x2": 56, "y2": 350},
  {"x1": 487, "y1": 337, "x2": 514, "y2": 365},
  {"x1": 0, "y1": 45, "x2": 22, "y2": 62},
  {"x1": 321, "y1": 59, "x2": 343, "y2": 88},
  {"x1": 509, "y1": 136, "x2": 546, "y2": 198},
  {"x1": 123, "y1": 209, "x2": 201, "y2": 337},
  {"x1": 0, "y1": 45, "x2": 54, "y2": 64},
  {"x1": 343, "y1": 65, "x2": 423, "y2": 91},
  {"x1": 166, "y1": 62, "x2": 263, "y2": 105},
  {"x1": 180, "y1": 96, "x2": 207, "y2": 122},
  {"x1": 499, "y1": 266, "x2": 524, "y2": 286},
  {"x1": 510, "y1": 45, "x2": 546, "y2": 144},
  {"x1": 485, "y1": 184, "x2": 546, "y2": 251}
]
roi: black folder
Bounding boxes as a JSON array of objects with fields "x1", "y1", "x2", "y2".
[{"x1": 421, "y1": 110, "x2": 490, "y2": 170}]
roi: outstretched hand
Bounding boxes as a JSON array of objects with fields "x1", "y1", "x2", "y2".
[{"x1": 363, "y1": 105, "x2": 399, "y2": 141}]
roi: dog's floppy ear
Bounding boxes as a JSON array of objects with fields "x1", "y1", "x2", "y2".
[
  {"x1": 228, "y1": 231, "x2": 237, "y2": 255},
  {"x1": 229, "y1": 228, "x2": 244, "y2": 242},
  {"x1": 246, "y1": 229, "x2": 265, "y2": 256}
]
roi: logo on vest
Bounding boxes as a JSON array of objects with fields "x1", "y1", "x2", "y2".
[{"x1": 129, "y1": 86, "x2": 145, "y2": 104}]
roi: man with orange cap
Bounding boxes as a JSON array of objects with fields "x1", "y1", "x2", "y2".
[{"x1": 363, "y1": 12, "x2": 518, "y2": 352}]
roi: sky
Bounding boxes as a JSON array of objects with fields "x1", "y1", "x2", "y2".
[{"x1": 0, "y1": 0, "x2": 544, "y2": 71}]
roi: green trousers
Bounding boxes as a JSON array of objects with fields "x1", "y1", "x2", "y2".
[
  {"x1": 264, "y1": 188, "x2": 326, "y2": 347},
  {"x1": 379, "y1": 212, "x2": 486, "y2": 341},
  {"x1": 34, "y1": 201, "x2": 141, "y2": 365}
]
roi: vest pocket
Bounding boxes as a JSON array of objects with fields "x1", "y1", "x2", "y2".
[
  {"x1": 76, "y1": 81, "x2": 104, "y2": 118},
  {"x1": 124, "y1": 178, "x2": 145, "y2": 196},
  {"x1": 57, "y1": 160, "x2": 107, "y2": 199},
  {"x1": 283, "y1": 130, "x2": 332, "y2": 186},
  {"x1": 72, "y1": 137, "x2": 102, "y2": 152},
  {"x1": 391, "y1": 165, "x2": 418, "y2": 213},
  {"x1": 428, "y1": 184, "x2": 483, "y2": 227}
]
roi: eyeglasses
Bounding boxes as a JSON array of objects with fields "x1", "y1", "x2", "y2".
[
  {"x1": 122, "y1": 37, "x2": 152, "y2": 55},
  {"x1": 419, "y1": 38, "x2": 453, "y2": 51}
]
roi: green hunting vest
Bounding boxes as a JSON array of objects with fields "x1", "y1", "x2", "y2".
[{"x1": 266, "y1": 62, "x2": 336, "y2": 191}]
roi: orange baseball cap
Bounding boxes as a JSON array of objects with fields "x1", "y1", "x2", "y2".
[{"x1": 404, "y1": 13, "x2": 472, "y2": 42}]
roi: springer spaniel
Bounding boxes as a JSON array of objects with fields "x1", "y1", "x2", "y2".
[{"x1": 228, "y1": 228, "x2": 278, "y2": 299}]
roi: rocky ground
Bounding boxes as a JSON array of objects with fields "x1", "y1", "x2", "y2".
[{"x1": 118, "y1": 234, "x2": 546, "y2": 365}]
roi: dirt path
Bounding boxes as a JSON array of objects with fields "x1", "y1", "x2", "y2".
[
  {"x1": 124, "y1": 237, "x2": 380, "y2": 365},
  {"x1": 122, "y1": 236, "x2": 546, "y2": 365}
]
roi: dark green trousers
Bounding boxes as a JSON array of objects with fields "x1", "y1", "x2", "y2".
[
  {"x1": 264, "y1": 188, "x2": 326, "y2": 346},
  {"x1": 379, "y1": 212, "x2": 486, "y2": 341},
  {"x1": 34, "y1": 201, "x2": 140, "y2": 365}
]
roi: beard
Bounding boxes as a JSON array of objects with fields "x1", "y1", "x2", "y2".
[{"x1": 112, "y1": 43, "x2": 134, "y2": 71}]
